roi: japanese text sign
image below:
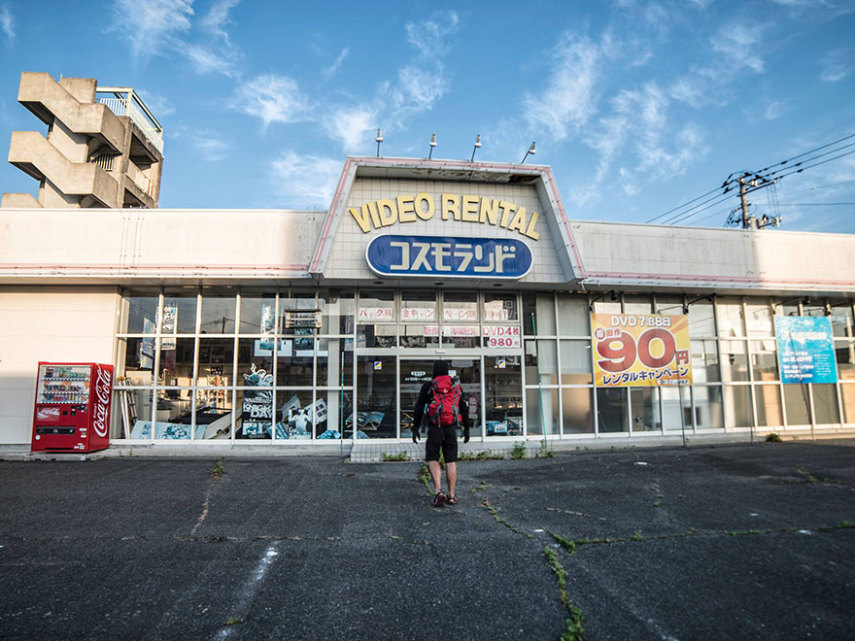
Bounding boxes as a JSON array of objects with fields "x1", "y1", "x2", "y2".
[
  {"x1": 775, "y1": 316, "x2": 838, "y2": 384},
  {"x1": 592, "y1": 314, "x2": 692, "y2": 387},
  {"x1": 366, "y1": 235, "x2": 532, "y2": 279}
]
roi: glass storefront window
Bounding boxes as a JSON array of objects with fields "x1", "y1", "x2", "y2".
[
  {"x1": 691, "y1": 339, "x2": 720, "y2": 383},
  {"x1": 630, "y1": 387, "x2": 659, "y2": 432},
  {"x1": 830, "y1": 302, "x2": 853, "y2": 337},
  {"x1": 783, "y1": 384, "x2": 810, "y2": 425},
  {"x1": 484, "y1": 294, "x2": 518, "y2": 322},
  {"x1": 623, "y1": 295, "x2": 652, "y2": 314},
  {"x1": 319, "y1": 290, "x2": 354, "y2": 335},
  {"x1": 401, "y1": 291, "x2": 437, "y2": 323},
  {"x1": 716, "y1": 299, "x2": 745, "y2": 337},
  {"x1": 355, "y1": 356, "x2": 397, "y2": 438},
  {"x1": 750, "y1": 340, "x2": 778, "y2": 381},
  {"x1": 526, "y1": 388, "x2": 558, "y2": 436},
  {"x1": 276, "y1": 389, "x2": 321, "y2": 439},
  {"x1": 724, "y1": 385, "x2": 752, "y2": 428},
  {"x1": 125, "y1": 294, "x2": 159, "y2": 334},
  {"x1": 239, "y1": 295, "x2": 275, "y2": 335},
  {"x1": 401, "y1": 325, "x2": 439, "y2": 348},
  {"x1": 197, "y1": 338, "x2": 235, "y2": 386},
  {"x1": 837, "y1": 340, "x2": 855, "y2": 381},
  {"x1": 119, "y1": 337, "x2": 155, "y2": 385},
  {"x1": 317, "y1": 339, "x2": 352, "y2": 387},
  {"x1": 200, "y1": 293, "x2": 237, "y2": 334},
  {"x1": 357, "y1": 324, "x2": 397, "y2": 348},
  {"x1": 562, "y1": 387, "x2": 593, "y2": 433},
  {"x1": 484, "y1": 356, "x2": 519, "y2": 437},
  {"x1": 443, "y1": 291, "x2": 478, "y2": 323},
  {"x1": 841, "y1": 384, "x2": 855, "y2": 424},
  {"x1": 556, "y1": 295, "x2": 589, "y2": 336},
  {"x1": 661, "y1": 386, "x2": 692, "y2": 431},
  {"x1": 745, "y1": 303, "x2": 773, "y2": 336},
  {"x1": 559, "y1": 340, "x2": 592, "y2": 385},
  {"x1": 754, "y1": 383, "x2": 783, "y2": 427},
  {"x1": 693, "y1": 385, "x2": 723, "y2": 429},
  {"x1": 525, "y1": 340, "x2": 558, "y2": 385},
  {"x1": 441, "y1": 325, "x2": 478, "y2": 349},
  {"x1": 280, "y1": 293, "x2": 318, "y2": 334},
  {"x1": 275, "y1": 337, "x2": 314, "y2": 387},
  {"x1": 721, "y1": 340, "x2": 749, "y2": 382},
  {"x1": 358, "y1": 290, "x2": 395, "y2": 323},
  {"x1": 688, "y1": 302, "x2": 716, "y2": 338},
  {"x1": 523, "y1": 293, "x2": 556, "y2": 335},
  {"x1": 236, "y1": 388, "x2": 273, "y2": 440},
  {"x1": 596, "y1": 387, "x2": 627, "y2": 433},
  {"x1": 163, "y1": 294, "x2": 197, "y2": 334},
  {"x1": 813, "y1": 384, "x2": 840, "y2": 424},
  {"x1": 655, "y1": 297, "x2": 684, "y2": 316},
  {"x1": 158, "y1": 337, "x2": 195, "y2": 386}
]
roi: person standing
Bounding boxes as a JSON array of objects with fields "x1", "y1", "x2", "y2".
[{"x1": 413, "y1": 360, "x2": 470, "y2": 507}]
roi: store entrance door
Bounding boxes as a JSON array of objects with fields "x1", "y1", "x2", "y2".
[{"x1": 400, "y1": 357, "x2": 482, "y2": 440}]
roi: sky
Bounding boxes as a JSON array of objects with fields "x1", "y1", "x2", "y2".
[{"x1": 0, "y1": 0, "x2": 854, "y2": 233}]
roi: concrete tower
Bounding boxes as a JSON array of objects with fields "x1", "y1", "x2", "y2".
[{"x1": 3, "y1": 72, "x2": 163, "y2": 209}]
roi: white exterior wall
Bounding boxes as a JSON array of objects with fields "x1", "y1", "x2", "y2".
[
  {"x1": 0, "y1": 286, "x2": 120, "y2": 444},
  {"x1": 571, "y1": 221, "x2": 855, "y2": 293}
]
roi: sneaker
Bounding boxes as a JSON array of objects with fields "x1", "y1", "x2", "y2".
[{"x1": 433, "y1": 491, "x2": 446, "y2": 508}]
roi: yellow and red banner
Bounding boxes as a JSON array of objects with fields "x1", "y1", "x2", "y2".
[{"x1": 591, "y1": 314, "x2": 692, "y2": 387}]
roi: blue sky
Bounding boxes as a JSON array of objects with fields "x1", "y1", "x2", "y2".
[{"x1": 1, "y1": 0, "x2": 853, "y2": 232}]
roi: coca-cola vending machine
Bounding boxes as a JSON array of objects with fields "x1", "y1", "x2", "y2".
[{"x1": 32, "y1": 362, "x2": 113, "y2": 453}]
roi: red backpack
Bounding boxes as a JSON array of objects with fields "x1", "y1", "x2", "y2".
[{"x1": 427, "y1": 374, "x2": 462, "y2": 428}]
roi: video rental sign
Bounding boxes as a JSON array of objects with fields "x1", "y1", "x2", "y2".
[{"x1": 591, "y1": 314, "x2": 692, "y2": 387}]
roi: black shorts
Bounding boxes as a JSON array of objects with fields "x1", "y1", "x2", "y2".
[{"x1": 425, "y1": 425, "x2": 458, "y2": 463}]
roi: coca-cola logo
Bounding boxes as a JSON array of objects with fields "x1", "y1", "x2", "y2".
[{"x1": 93, "y1": 366, "x2": 112, "y2": 438}]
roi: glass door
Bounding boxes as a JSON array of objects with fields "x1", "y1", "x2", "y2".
[{"x1": 400, "y1": 357, "x2": 482, "y2": 440}]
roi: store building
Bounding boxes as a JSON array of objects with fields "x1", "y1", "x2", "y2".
[{"x1": 1, "y1": 156, "x2": 854, "y2": 451}]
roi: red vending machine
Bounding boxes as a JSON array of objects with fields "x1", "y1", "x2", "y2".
[{"x1": 32, "y1": 362, "x2": 114, "y2": 453}]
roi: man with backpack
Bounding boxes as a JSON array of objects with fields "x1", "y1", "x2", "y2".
[{"x1": 412, "y1": 360, "x2": 470, "y2": 507}]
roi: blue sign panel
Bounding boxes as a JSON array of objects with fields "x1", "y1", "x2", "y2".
[
  {"x1": 366, "y1": 235, "x2": 533, "y2": 279},
  {"x1": 775, "y1": 316, "x2": 838, "y2": 384}
]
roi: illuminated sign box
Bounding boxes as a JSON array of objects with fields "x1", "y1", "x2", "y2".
[{"x1": 366, "y1": 235, "x2": 532, "y2": 279}]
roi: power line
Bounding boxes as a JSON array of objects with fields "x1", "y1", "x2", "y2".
[{"x1": 648, "y1": 133, "x2": 855, "y2": 228}]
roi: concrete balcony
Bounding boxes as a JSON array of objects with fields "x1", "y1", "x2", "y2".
[
  {"x1": 17, "y1": 72, "x2": 125, "y2": 156},
  {"x1": 8, "y1": 131, "x2": 120, "y2": 207}
]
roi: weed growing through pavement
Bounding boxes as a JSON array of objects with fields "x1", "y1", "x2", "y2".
[
  {"x1": 479, "y1": 496, "x2": 532, "y2": 538},
  {"x1": 766, "y1": 432, "x2": 783, "y2": 442},
  {"x1": 211, "y1": 457, "x2": 226, "y2": 480},
  {"x1": 417, "y1": 463, "x2": 432, "y2": 494},
  {"x1": 459, "y1": 450, "x2": 504, "y2": 461},
  {"x1": 511, "y1": 442, "x2": 527, "y2": 459},
  {"x1": 382, "y1": 451, "x2": 409, "y2": 462},
  {"x1": 544, "y1": 547, "x2": 585, "y2": 641}
]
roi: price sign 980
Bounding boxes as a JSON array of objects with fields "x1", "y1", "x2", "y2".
[{"x1": 594, "y1": 327, "x2": 688, "y2": 373}]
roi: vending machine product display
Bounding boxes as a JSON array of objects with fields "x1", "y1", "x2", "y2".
[{"x1": 32, "y1": 362, "x2": 113, "y2": 453}]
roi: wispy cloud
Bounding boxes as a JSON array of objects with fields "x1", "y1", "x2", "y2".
[
  {"x1": 1, "y1": 3, "x2": 14, "y2": 45},
  {"x1": 522, "y1": 33, "x2": 601, "y2": 141},
  {"x1": 761, "y1": 99, "x2": 788, "y2": 120},
  {"x1": 405, "y1": 9, "x2": 459, "y2": 58},
  {"x1": 321, "y1": 10, "x2": 458, "y2": 151},
  {"x1": 322, "y1": 47, "x2": 349, "y2": 80},
  {"x1": 200, "y1": 0, "x2": 240, "y2": 45},
  {"x1": 108, "y1": 0, "x2": 193, "y2": 60},
  {"x1": 181, "y1": 42, "x2": 240, "y2": 77},
  {"x1": 232, "y1": 74, "x2": 310, "y2": 129},
  {"x1": 820, "y1": 48, "x2": 851, "y2": 82},
  {"x1": 270, "y1": 152, "x2": 342, "y2": 208},
  {"x1": 710, "y1": 22, "x2": 766, "y2": 73},
  {"x1": 108, "y1": 0, "x2": 241, "y2": 77}
]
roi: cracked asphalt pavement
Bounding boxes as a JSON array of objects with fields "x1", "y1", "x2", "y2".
[{"x1": 1, "y1": 440, "x2": 854, "y2": 640}]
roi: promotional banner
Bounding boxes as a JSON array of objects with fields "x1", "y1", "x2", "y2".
[
  {"x1": 592, "y1": 314, "x2": 691, "y2": 387},
  {"x1": 775, "y1": 316, "x2": 838, "y2": 384}
]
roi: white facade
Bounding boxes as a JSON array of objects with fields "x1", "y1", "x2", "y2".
[{"x1": 1, "y1": 157, "x2": 854, "y2": 448}]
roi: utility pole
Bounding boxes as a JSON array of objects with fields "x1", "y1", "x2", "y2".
[{"x1": 724, "y1": 171, "x2": 782, "y2": 230}]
